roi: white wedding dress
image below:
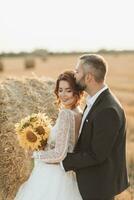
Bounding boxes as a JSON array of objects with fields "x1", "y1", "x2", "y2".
[{"x1": 14, "y1": 109, "x2": 82, "y2": 200}]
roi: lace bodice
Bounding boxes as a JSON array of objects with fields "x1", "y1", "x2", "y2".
[{"x1": 38, "y1": 109, "x2": 76, "y2": 163}]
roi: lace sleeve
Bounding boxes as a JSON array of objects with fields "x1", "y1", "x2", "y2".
[{"x1": 38, "y1": 109, "x2": 75, "y2": 163}]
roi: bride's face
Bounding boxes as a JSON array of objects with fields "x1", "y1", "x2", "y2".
[{"x1": 58, "y1": 80, "x2": 75, "y2": 107}]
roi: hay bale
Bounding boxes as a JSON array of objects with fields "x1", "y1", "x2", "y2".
[
  {"x1": 0, "y1": 77, "x2": 58, "y2": 200},
  {"x1": 0, "y1": 60, "x2": 4, "y2": 72},
  {"x1": 115, "y1": 190, "x2": 132, "y2": 200},
  {"x1": 24, "y1": 57, "x2": 35, "y2": 69}
]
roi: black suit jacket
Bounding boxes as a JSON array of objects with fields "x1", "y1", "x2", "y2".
[{"x1": 63, "y1": 89, "x2": 129, "y2": 199}]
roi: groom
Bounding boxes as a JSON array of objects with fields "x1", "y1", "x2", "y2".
[{"x1": 62, "y1": 54, "x2": 129, "y2": 200}]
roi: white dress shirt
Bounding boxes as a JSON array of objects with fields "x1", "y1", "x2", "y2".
[{"x1": 61, "y1": 85, "x2": 108, "y2": 170}]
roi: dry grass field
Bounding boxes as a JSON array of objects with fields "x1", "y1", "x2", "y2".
[{"x1": 0, "y1": 53, "x2": 134, "y2": 199}]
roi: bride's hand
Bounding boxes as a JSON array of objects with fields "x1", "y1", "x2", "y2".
[{"x1": 32, "y1": 150, "x2": 44, "y2": 159}]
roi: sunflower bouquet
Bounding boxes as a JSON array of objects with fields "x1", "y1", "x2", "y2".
[{"x1": 15, "y1": 113, "x2": 51, "y2": 151}]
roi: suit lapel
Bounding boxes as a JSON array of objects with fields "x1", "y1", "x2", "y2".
[
  {"x1": 78, "y1": 89, "x2": 110, "y2": 138},
  {"x1": 86, "y1": 88, "x2": 110, "y2": 118},
  {"x1": 75, "y1": 89, "x2": 110, "y2": 150}
]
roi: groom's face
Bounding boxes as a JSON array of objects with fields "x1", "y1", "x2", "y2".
[{"x1": 74, "y1": 60, "x2": 86, "y2": 91}]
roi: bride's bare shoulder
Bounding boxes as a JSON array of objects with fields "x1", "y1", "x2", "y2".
[
  {"x1": 72, "y1": 107, "x2": 83, "y2": 120},
  {"x1": 72, "y1": 107, "x2": 82, "y2": 135},
  {"x1": 59, "y1": 107, "x2": 82, "y2": 121}
]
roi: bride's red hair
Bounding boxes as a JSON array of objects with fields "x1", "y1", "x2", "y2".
[{"x1": 54, "y1": 70, "x2": 83, "y2": 108}]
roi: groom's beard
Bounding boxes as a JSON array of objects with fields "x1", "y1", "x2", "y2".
[
  {"x1": 76, "y1": 82, "x2": 86, "y2": 91},
  {"x1": 76, "y1": 77, "x2": 86, "y2": 91}
]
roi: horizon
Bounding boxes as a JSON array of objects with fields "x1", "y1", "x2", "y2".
[{"x1": 1, "y1": 48, "x2": 134, "y2": 55}]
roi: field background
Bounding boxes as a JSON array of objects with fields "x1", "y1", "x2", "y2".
[{"x1": 0, "y1": 53, "x2": 134, "y2": 199}]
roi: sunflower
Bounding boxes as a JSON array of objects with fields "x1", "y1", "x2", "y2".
[
  {"x1": 15, "y1": 113, "x2": 51, "y2": 151},
  {"x1": 17, "y1": 127, "x2": 42, "y2": 150}
]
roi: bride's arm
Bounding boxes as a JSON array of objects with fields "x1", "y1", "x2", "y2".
[{"x1": 33, "y1": 109, "x2": 75, "y2": 163}]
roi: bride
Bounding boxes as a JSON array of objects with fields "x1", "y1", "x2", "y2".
[{"x1": 14, "y1": 71, "x2": 83, "y2": 200}]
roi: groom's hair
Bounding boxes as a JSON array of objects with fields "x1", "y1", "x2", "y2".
[{"x1": 79, "y1": 54, "x2": 108, "y2": 83}]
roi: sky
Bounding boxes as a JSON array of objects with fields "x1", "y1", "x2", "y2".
[{"x1": 0, "y1": 0, "x2": 134, "y2": 52}]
